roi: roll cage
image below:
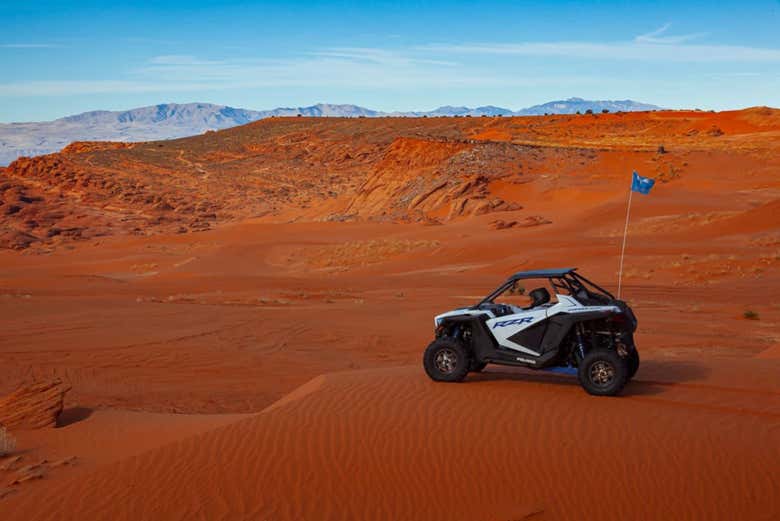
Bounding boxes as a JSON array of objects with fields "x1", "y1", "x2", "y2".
[{"x1": 478, "y1": 269, "x2": 615, "y2": 307}]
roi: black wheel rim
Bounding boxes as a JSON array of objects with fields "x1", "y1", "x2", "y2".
[
  {"x1": 434, "y1": 348, "x2": 457, "y2": 374},
  {"x1": 589, "y1": 360, "x2": 616, "y2": 387}
]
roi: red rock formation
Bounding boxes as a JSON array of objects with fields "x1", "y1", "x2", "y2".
[
  {"x1": 60, "y1": 141, "x2": 133, "y2": 155},
  {"x1": 2, "y1": 108, "x2": 777, "y2": 249},
  {"x1": 0, "y1": 423, "x2": 16, "y2": 457},
  {"x1": 489, "y1": 216, "x2": 552, "y2": 230},
  {"x1": 0, "y1": 380, "x2": 71, "y2": 430}
]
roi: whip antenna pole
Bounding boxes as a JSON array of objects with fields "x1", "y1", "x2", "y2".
[{"x1": 617, "y1": 186, "x2": 633, "y2": 299}]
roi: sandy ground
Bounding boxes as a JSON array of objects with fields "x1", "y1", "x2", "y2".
[{"x1": 0, "y1": 110, "x2": 779, "y2": 519}]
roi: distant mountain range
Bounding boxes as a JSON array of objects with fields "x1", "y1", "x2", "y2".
[{"x1": 0, "y1": 98, "x2": 660, "y2": 165}]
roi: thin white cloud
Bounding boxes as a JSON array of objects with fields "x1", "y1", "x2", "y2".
[
  {"x1": 1, "y1": 35, "x2": 779, "y2": 98},
  {"x1": 0, "y1": 80, "x2": 216, "y2": 96},
  {"x1": 634, "y1": 23, "x2": 707, "y2": 44},
  {"x1": 122, "y1": 37, "x2": 181, "y2": 45},
  {"x1": 134, "y1": 49, "x2": 590, "y2": 89},
  {"x1": 422, "y1": 40, "x2": 780, "y2": 62},
  {"x1": 310, "y1": 47, "x2": 457, "y2": 67},
  {"x1": 0, "y1": 48, "x2": 601, "y2": 97},
  {"x1": 1, "y1": 43, "x2": 61, "y2": 48},
  {"x1": 148, "y1": 55, "x2": 224, "y2": 66}
]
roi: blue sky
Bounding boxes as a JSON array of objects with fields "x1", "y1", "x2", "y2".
[{"x1": 1, "y1": 0, "x2": 779, "y2": 122}]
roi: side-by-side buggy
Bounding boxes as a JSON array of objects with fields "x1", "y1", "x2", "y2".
[{"x1": 423, "y1": 268, "x2": 639, "y2": 395}]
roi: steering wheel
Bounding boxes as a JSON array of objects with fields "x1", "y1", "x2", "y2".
[{"x1": 477, "y1": 302, "x2": 512, "y2": 316}]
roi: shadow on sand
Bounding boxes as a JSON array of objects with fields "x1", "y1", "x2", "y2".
[
  {"x1": 623, "y1": 359, "x2": 712, "y2": 396},
  {"x1": 464, "y1": 358, "x2": 711, "y2": 397},
  {"x1": 57, "y1": 406, "x2": 93, "y2": 427}
]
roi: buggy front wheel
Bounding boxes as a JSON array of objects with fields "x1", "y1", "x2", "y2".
[{"x1": 423, "y1": 338, "x2": 470, "y2": 382}]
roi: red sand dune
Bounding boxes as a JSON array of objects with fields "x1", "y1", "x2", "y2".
[
  {"x1": 0, "y1": 109, "x2": 778, "y2": 519},
  {"x1": 5, "y1": 365, "x2": 779, "y2": 520},
  {"x1": 756, "y1": 344, "x2": 780, "y2": 359}
]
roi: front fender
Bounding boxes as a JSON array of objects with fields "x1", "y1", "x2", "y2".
[{"x1": 435, "y1": 314, "x2": 500, "y2": 361}]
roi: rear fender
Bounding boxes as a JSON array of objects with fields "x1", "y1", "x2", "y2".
[{"x1": 539, "y1": 310, "x2": 617, "y2": 355}]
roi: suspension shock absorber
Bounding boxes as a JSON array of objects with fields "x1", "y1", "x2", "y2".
[
  {"x1": 575, "y1": 323, "x2": 587, "y2": 359},
  {"x1": 451, "y1": 326, "x2": 462, "y2": 341}
]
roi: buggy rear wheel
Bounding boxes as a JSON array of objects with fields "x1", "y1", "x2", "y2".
[
  {"x1": 577, "y1": 349, "x2": 628, "y2": 396},
  {"x1": 423, "y1": 338, "x2": 470, "y2": 382}
]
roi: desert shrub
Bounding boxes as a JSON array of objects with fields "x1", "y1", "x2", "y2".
[
  {"x1": 657, "y1": 145, "x2": 667, "y2": 154},
  {"x1": 743, "y1": 310, "x2": 760, "y2": 320},
  {"x1": 0, "y1": 426, "x2": 16, "y2": 457},
  {"x1": 602, "y1": 109, "x2": 609, "y2": 113},
  {"x1": 585, "y1": 109, "x2": 593, "y2": 114}
]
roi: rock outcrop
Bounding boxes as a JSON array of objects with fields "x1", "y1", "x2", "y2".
[
  {"x1": 0, "y1": 380, "x2": 71, "y2": 429},
  {"x1": 343, "y1": 137, "x2": 525, "y2": 222}
]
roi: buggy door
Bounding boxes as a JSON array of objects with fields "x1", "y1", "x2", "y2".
[{"x1": 485, "y1": 308, "x2": 548, "y2": 356}]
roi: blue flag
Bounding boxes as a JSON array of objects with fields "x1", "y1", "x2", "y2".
[{"x1": 631, "y1": 171, "x2": 655, "y2": 195}]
